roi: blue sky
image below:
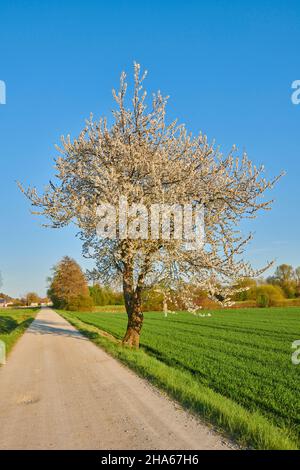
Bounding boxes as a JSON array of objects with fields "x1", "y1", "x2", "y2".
[{"x1": 0, "y1": 0, "x2": 300, "y2": 297}]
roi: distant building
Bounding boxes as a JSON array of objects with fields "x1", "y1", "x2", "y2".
[
  {"x1": 0, "y1": 298, "x2": 8, "y2": 308},
  {"x1": 0, "y1": 297, "x2": 13, "y2": 308}
]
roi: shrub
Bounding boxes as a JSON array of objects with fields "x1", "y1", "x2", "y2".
[
  {"x1": 233, "y1": 278, "x2": 257, "y2": 301},
  {"x1": 67, "y1": 294, "x2": 94, "y2": 312},
  {"x1": 89, "y1": 285, "x2": 124, "y2": 306},
  {"x1": 249, "y1": 284, "x2": 284, "y2": 306},
  {"x1": 142, "y1": 287, "x2": 164, "y2": 311},
  {"x1": 256, "y1": 294, "x2": 269, "y2": 308},
  {"x1": 280, "y1": 281, "x2": 297, "y2": 299}
]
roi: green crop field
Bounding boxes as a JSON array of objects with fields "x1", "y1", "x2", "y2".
[
  {"x1": 0, "y1": 308, "x2": 37, "y2": 355},
  {"x1": 62, "y1": 307, "x2": 300, "y2": 450}
]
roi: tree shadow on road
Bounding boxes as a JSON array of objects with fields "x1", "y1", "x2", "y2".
[{"x1": 28, "y1": 319, "x2": 90, "y2": 340}]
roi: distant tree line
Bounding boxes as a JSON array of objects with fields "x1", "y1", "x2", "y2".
[
  {"x1": 47, "y1": 256, "x2": 124, "y2": 311},
  {"x1": 89, "y1": 284, "x2": 124, "y2": 306},
  {"x1": 0, "y1": 292, "x2": 49, "y2": 307},
  {"x1": 4, "y1": 261, "x2": 299, "y2": 313},
  {"x1": 141, "y1": 264, "x2": 300, "y2": 311},
  {"x1": 232, "y1": 264, "x2": 300, "y2": 308},
  {"x1": 2, "y1": 258, "x2": 124, "y2": 312},
  {"x1": 0, "y1": 270, "x2": 47, "y2": 307}
]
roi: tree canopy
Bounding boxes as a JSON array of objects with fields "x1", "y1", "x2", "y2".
[
  {"x1": 48, "y1": 256, "x2": 93, "y2": 311},
  {"x1": 20, "y1": 64, "x2": 281, "y2": 346}
]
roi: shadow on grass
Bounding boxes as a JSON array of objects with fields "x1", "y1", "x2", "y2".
[
  {"x1": 0, "y1": 316, "x2": 19, "y2": 334},
  {"x1": 0, "y1": 317, "x2": 34, "y2": 335},
  {"x1": 0, "y1": 317, "x2": 36, "y2": 355}
]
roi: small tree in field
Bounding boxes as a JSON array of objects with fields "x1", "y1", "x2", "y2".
[
  {"x1": 19, "y1": 64, "x2": 281, "y2": 347},
  {"x1": 295, "y1": 267, "x2": 300, "y2": 297},
  {"x1": 267, "y1": 264, "x2": 296, "y2": 298},
  {"x1": 25, "y1": 292, "x2": 40, "y2": 306},
  {"x1": 48, "y1": 256, "x2": 93, "y2": 311}
]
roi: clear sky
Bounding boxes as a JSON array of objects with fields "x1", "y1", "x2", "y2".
[{"x1": 0, "y1": 0, "x2": 300, "y2": 297}]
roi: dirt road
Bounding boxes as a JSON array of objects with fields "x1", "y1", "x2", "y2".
[{"x1": 0, "y1": 308, "x2": 231, "y2": 450}]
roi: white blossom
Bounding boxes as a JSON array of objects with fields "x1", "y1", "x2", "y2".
[{"x1": 19, "y1": 63, "x2": 282, "y2": 347}]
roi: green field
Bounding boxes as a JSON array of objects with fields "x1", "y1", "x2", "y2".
[
  {"x1": 0, "y1": 308, "x2": 37, "y2": 355},
  {"x1": 61, "y1": 307, "x2": 300, "y2": 449}
]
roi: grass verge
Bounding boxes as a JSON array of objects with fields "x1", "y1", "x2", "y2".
[{"x1": 0, "y1": 308, "x2": 38, "y2": 356}]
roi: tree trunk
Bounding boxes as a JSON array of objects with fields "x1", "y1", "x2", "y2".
[
  {"x1": 122, "y1": 302, "x2": 144, "y2": 348},
  {"x1": 122, "y1": 258, "x2": 145, "y2": 348}
]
